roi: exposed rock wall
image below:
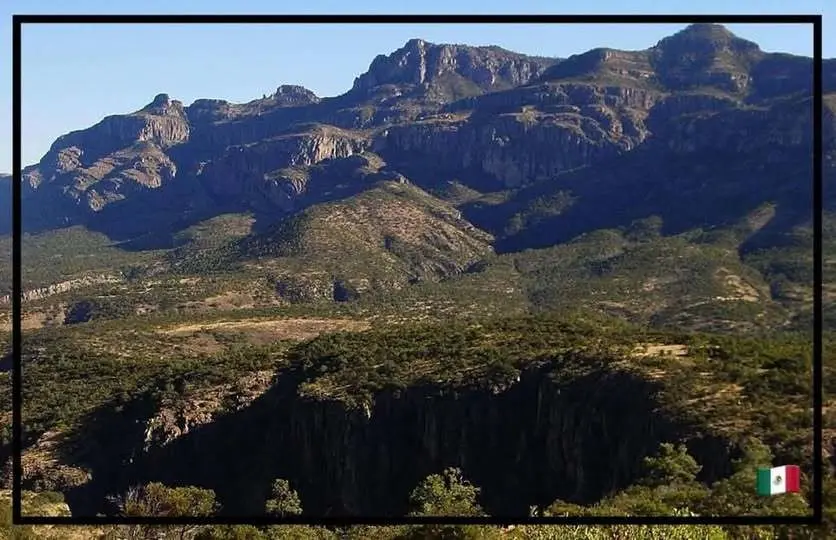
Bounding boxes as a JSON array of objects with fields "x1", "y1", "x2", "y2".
[
  {"x1": 351, "y1": 39, "x2": 556, "y2": 96},
  {"x1": 378, "y1": 108, "x2": 643, "y2": 188},
  {"x1": 0, "y1": 274, "x2": 123, "y2": 305},
  {"x1": 62, "y1": 361, "x2": 735, "y2": 518},
  {"x1": 197, "y1": 128, "x2": 370, "y2": 205}
]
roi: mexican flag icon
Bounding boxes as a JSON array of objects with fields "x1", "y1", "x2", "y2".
[{"x1": 757, "y1": 465, "x2": 800, "y2": 496}]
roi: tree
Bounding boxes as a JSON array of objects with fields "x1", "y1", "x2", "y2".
[
  {"x1": 265, "y1": 479, "x2": 303, "y2": 517},
  {"x1": 110, "y1": 482, "x2": 219, "y2": 540},
  {"x1": 261, "y1": 481, "x2": 339, "y2": 540},
  {"x1": 403, "y1": 468, "x2": 489, "y2": 540},
  {"x1": 642, "y1": 443, "x2": 702, "y2": 488},
  {"x1": 120, "y1": 483, "x2": 218, "y2": 518},
  {"x1": 579, "y1": 443, "x2": 712, "y2": 517},
  {"x1": 408, "y1": 467, "x2": 483, "y2": 517}
]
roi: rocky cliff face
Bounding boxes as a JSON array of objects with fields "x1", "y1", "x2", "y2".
[
  {"x1": 196, "y1": 126, "x2": 371, "y2": 210},
  {"x1": 187, "y1": 85, "x2": 321, "y2": 125},
  {"x1": 59, "y1": 358, "x2": 736, "y2": 518},
  {"x1": 537, "y1": 47, "x2": 656, "y2": 86},
  {"x1": 44, "y1": 93, "x2": 189, "y2": 162},
  {"x1": 0, "y1": 274, "x2": 123, "y2": 305},
  {"x1": 379, "y1": 85, "x2": 653, "y2": 189},
  {"x1": 351, "y1": 39, "x2": 558, "y2": 99},
  {"x1": 21, "y1": 94, "x2": 189, "y2": 225}
]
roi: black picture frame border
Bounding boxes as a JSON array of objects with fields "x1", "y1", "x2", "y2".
[{"x1": 10, "y1": 12, "x2": 824, "y2": 527}]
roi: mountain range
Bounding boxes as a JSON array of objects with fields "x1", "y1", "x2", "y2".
[{"x1": 6, "y1": 23, "x2": 831, "y2": 331}]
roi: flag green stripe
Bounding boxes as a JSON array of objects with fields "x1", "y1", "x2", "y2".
[{"x1": 757, "y1": 468, "x2": 772, "y2": 495}]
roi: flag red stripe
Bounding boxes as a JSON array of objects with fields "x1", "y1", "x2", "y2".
[{"x1": 786, "y1": 465, "x2": 801, "y2": 492}]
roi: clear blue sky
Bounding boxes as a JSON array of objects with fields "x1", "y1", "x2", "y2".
[{"x1": 2, "y1": 0, "x2": 833, "y2": 173}]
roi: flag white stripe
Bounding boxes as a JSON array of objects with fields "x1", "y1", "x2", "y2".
[{"x1": 770, "y1": 466, "x2": 787, "y2": 494}]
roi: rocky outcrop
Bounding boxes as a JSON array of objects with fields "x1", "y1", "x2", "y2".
[
  {"x1": 40, "y1": 94, "x2": 189, "y2": 168},
  {"x1": 22, "y1": 94, "x2": 189, "y2": 216},
  {"x1": 271, "y1": 85, "x2": 321, "y2": 107},
  {"x1": 142, "y1": 370, "x2": 275, "y2": 450},
  {"x1": 378, "y1": 101, "x2": 648, "y2": 188},
  {"x1": 187, "y1": 85, "x2": 320, "y2": 125},
  {"x1": 351, "y1": 39, "x2": 558, "y2": 99},
  {"x1": 0, "y1": 273, "x2": 123, "y2": 305},
  {"x1": 196, "y1": 125, "x2": 370, "y2": 207},
  {"x1": 21, "y1": 431, "x2": 92, "y2": 493}
]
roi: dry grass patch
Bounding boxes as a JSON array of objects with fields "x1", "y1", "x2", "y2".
[{"x1": 0, "y1": 305, "x2": 66, "y2": 332}]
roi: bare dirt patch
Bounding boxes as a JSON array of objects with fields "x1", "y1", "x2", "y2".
[
  {"x1": 631, "y1": 343, "x2": 689, "y2": 358},
  {"x1": 158, "y1": 317, "x2": 371, "y2": 344},
  {"x1": 20, "y1": 311, "x2": 53, "y2": 331},
  {"x1": 0, "y1": 304, "x2": 67, "y2": 332}
]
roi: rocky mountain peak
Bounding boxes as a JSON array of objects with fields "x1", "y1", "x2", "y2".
[
  {"x1": 151, "y1": 93, "x2": 171, "y2": 106},
  {"x1": 350, "y1": 38, "x2": 557, "y2": 100},
  {"x1": 654, "y1": 23, "x2": 761, "y2": 56},
  {"x1": 271, "y1": 85, "x2": 320, "y2": 106},
  {"x1": 351, "y1": 39, "x2": 433, "y2": 91},
  {"x1": 403, "y1": 38, "x2": 427, "y2": 50},
  {"x1": 650, "y1": 24, "x2": 764, "y2": 94},
  {"x1": 139, "y1": 93, "x2": 186, "y2": 117}
]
